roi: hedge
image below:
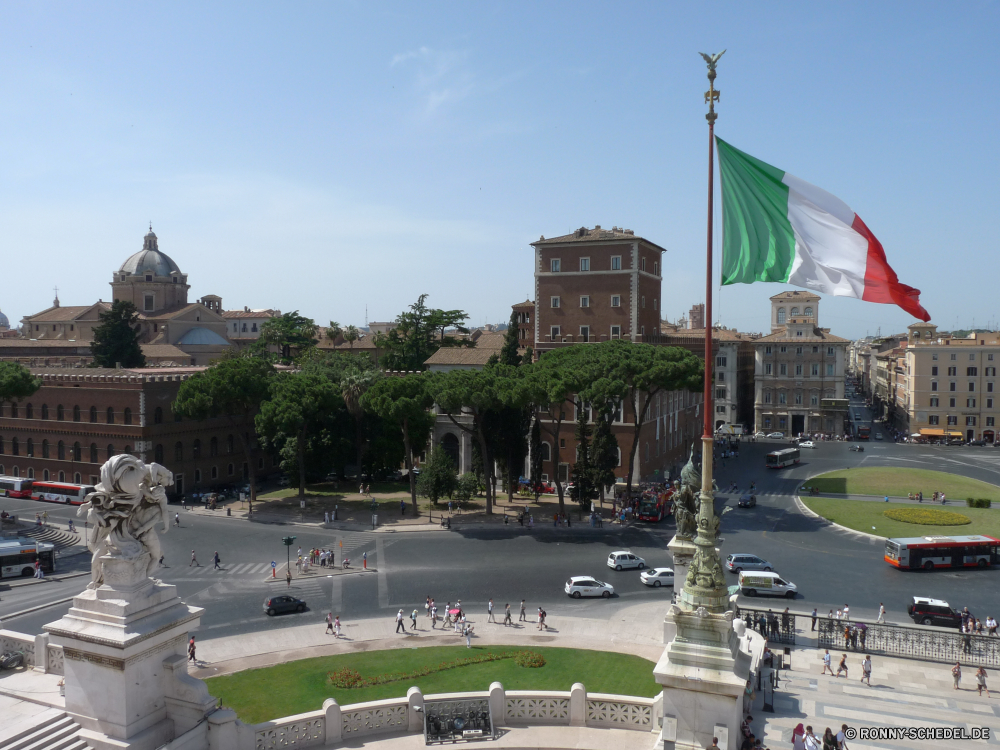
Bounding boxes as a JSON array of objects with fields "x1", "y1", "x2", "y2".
[{"x1": 966, "y1": 498, "x2": 993, "y2": 508}]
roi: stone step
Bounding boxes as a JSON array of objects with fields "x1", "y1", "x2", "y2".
[{"x1": 0, "y1": 713, "x2": 76, "y2": 750}]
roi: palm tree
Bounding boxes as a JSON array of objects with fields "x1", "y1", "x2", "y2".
[
  {"x1": 341, "y1": 366, "x2": 379, "y2": 470},
  {"x1": 344, "y1": 325, "x2": 360, "y2": 349}
]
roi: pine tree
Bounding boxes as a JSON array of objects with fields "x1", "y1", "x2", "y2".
[
  {"x1": 499, "y1": 310, "x2": 522, "y2": 366},
  {"x1": 90, "y1": 301, "x2": 146, "y2": 368},
  {"x1": 529, "y1": 418, "x2": 543, "y2": 500},
  {"x1": 571, "y1": 403, "x2": 599, "y2": 510},
  {"x1": 591, "y1": 412, "x2": 620, "y2": 503}
]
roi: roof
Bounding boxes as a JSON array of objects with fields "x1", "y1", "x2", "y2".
[
  {"x1": 25, "y1": 303, "x2": 109, "y2": 323},
  {"x1": 512, "y1": 300, "x2": 534, "y2": 309},
  {"x1": 223, "y1": 309, "x2": 281, "y2": 319},
  {"x1": 175, "y1": 327, "x2": 230, "y2": 346},
  {"x1": 119, "y1": 231, "x2": 182, "y2": 276},
  {"x1": 756, "y1": 327, "x2": 850, "y2": 344},
  {"x1": 0, "y1": 339, "x2": 94, "y2": 349},
  {"x1": 141, "y1": 344, "x2": 193, "y2": 359},
  {"x1": 424, "y1": 334, "x2": 505, "y2": 367},
  {"x1": 769, "y1": 291, "x2": 821, "y2": 302},
  {"x1": 662, "y1": 327, "x2": 757, "y2": 342},
  {"x1": 531, "y1": 225, "x2": 667, "y2": 254}
]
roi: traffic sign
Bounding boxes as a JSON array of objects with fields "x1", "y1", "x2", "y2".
[{"x1": 271, "y1": 561, "x2": 277, "y2": 568}]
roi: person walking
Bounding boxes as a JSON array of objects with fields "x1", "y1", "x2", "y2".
[
  {"x1": 822, "y1": 728, "x2": 837, "y2": 750},
  {"x1": 395, "y1": 609, "x2": 406, "y2": 633},
  {"x1": 811, "y1": 608, "x2": 818, "y2": 631},
  {"x1": 326, "y1": 612, "x2": 334, "y2": 634},
  {"x1": 488, "y1": 598, "x2": 496, "y2": 623},
  {"x1": 537, "y1": 607, "x2": 544, "y2": 630},
  {"x1": 464, "y1": 623, "x2": 473, "y2": 648},
  {"x1": 519, "y1": 599, "x2": 527, "y2": 622},
  {"x1": 977, "y1": 666, "x2": 990, "y2": 697},
  {"x1": 503, "y1": 603, "x2": 512, "y2": 626},
  {"x1": 363, "y1": 551, "x2": 367, "y2": 570},
  {"x1": 187, "y1": 636, "x2": 196, "y2": 663},
  {"x1": 190, "y1": 550, "x2": 199, "y2": 567},
  {"x1": 213, "y1": 551, "x2": 221, "y2": 570},
  {"x1": 334, "y1": 615, "x2": 341, "y2": 638},
  {"x1": 842, "y1": 604, "x2": 850, "y2": 620},
  {"x1": 425, "y1": 595, "x2": 431, "y2": 617},
  {"x1": 952, "y1": 661, "x2": 962, "y2": 689},
  {"x1": 175, "y1": 512, "x2": 180, "y2": 527},
  {"x1": 821, "y1": 650, "x2": 834, "y2": 676},
  {"x1": 33, "y1": 560, "x2": 44, "y2": 579},
  {"x1": 835, "y1": 724, "x2": 849, "y2": 750},
  {"x1": 861, "y1": 654, "x2": 872, "y2": 686},
  {"x1": 285, "y1": 568, "x2": 292, "y2": 588},
  {"x1": 410, "y1": 609, "x2": 418, "y2": 630},
  {"x1": 877, "y1": 602, "x2": 886, "y2": 624},
  {"x1": 836, "y1": 653, "x2": 848, "y2": 678},
  {"x1": 804, "y1": 726, "x2": 820, "y2": 750},
  {"x1": 430, "y1": 603, "x2": 438, "y2": 628}
]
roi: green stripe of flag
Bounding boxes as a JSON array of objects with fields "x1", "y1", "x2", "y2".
[{"x1": 717, "y1": 137, "x2": 797, "y2": 285}]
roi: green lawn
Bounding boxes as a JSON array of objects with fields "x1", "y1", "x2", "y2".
[
  {"x1": 803, "y1": 497, "x2": 1000, "y2": 539},
  {"x1": 806, "y1": 467, "x2": 1000, "y2": 502},
  {"x1": 206, "y1": 646, "x2": 658, "y2": 724}
]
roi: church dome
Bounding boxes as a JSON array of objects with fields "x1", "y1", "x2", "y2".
[
  {"x1": 0, "y1": 308, "x2": 9, "y2": 329},
  {"x1": 119, "y1": 230, "x2": 182, "y2": 277},
  {"x1": 176, "y1": 327, "x2": 229, "y2": 346}
]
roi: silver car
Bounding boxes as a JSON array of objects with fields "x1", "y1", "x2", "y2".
[{"x1": 724, "y1": 553, "x2": 772, "y2": 574}]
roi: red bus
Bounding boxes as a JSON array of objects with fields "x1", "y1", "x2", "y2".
[
  {"x1": 637, "y1": 488, "x2": 675, "y2": 522},
  {"x1": 884, "y1": 534, "x2": 1000, "y2": 570},
  {"x1": 857, "y1": 426, "x2": 871, "y2": 440},
  {"x1": 0, "y1": 476, "x2": 34, "y2": 498},
  {"x1": 31, "y1": 481, "x2": 96, "y2": 506}
]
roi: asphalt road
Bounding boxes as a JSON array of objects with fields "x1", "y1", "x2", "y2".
[{"x1": 5, "y1": 389, "x2": 1000, "y2": 638}]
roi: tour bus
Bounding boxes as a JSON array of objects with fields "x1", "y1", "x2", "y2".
[
  {"x1": 857, "y1": 426, "x2": 871, "y2": 440},
  {"x1": 637, "y1": 488, "x2": 675, "y2": 523},
  {"x1": 765, "y1": 448, "x2": 800, "y2": 469},
  {"x1": 0, "y1": 538, "x2": 56, "y2": 579},
  {"x1": 31, "y1": 480, "x2": 96, "y2": 505},
  {"x1": 0, "y1": 476, "x2": 34, "y2": 498},
  {"x1": 884, "y1": 534, "x2": 1000, "y2": 570}
]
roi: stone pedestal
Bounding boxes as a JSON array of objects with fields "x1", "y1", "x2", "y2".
[
  {"x1": 664, "y1": 536, "x2": 696, "y2": 644},
  {"x1": 653, "y1": 605, "x2": 751, "y2": 750},
  {"x1": 44, "y1": 554, "x2": 216, "y2": 750}
]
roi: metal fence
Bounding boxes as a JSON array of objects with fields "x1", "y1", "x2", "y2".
[{"x1": 735, "y1": 606, "x2": 797, "y2": 645}]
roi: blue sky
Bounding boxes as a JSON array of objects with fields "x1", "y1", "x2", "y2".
[{"x1": 1, "y1": 2, "x2": 996, "y2": 338}]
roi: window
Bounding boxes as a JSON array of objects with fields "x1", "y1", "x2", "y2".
[
  {"x1": 717, "y1": 372, "x2": 725, "y2": 382},
  {"x1": 716, "y1": 388, "x2": 726, "y2": 399},
  {"x1": 57, "y1": 404, "x2": 64, "y2": 421},
  {"x1": 933, "y1": 353, "x2": 939, "y2": 360},
  {"x1": 795, "y1": 393, "x2": 803, "y2": 405},
  {"x1": 777, "y1": 308, "x2": 786, "y2": 324},
  {"x1": 826, "y1": 364, "x2": 835, "y2": 376},
  {"x1": 642, "y1": 296, "x2": 646, "y2": 308},
  {"x1": 610, "y1": 325, "x2": 621, "y2": 339},
  {"x1": 154, "y1": 407, "x2": 163, "y2": 424},
  {"x1": 989, "y1": 399, "x2": 994, "y2": 409},
  {"x1": 804, "y1": 307, "x2": 813, "y2": 316},
  {"x1": 827, "y1": 347, "x2": 835, "y2": 355},
  {"x1": 611, "y1": 255, "x2": 621, "y2": 270},
  {"x1": 764, "y1": 417, "x2": 772, "y2": 428},
  {"x1": 210, "y1": 437, "x2": 218, "y2": 457},
  {"x1": 653, "y1": 261, "x2": 659, "y2": 275},
  {"x1": 967, "y1": 416, "x2": 977, "y2": 426},
  {"x1": 550, "y1": 326, "x2": 561, "y2": 339},
  {"x1": 107, "y1": 407, "x2": 114, "y2": 424},
  {"x1": 988, "y1": 368, "x2": 997, "y2": 376},
  {"x1": 211, "y1": 466, "x2": 218, "y2": 479},
  {"x1": 550, "y1": 296, "x2": 560, "y2": 308},
  {"x1": 580, "y1": 296, "x2": 590, "y2": 308},
  {"x1": 42, "y1": 439, "x2": 49, "y2": 458},
  {"x1": 58, "y1": 441, "x2": 65, "y2": 460},
  {"x1": 86, "y1": 405, "x2": 96, "y2": 423},
  {"x1": 611, "y1": 295, "x2": 621, "y2": 307},
  {"x1": 252, "y1": 323, "x2": 258, "y2": 332},
  {"x1": 580, "y1": 257, "x2": 590, "y2": 271},
  {"x1": 778, "y1": 391, "x2": 787, "y2": 404},
  {"x1": 930, "y1": 397, "x2": 939, "y2": 407},
  {"x1": 124, "y1": 407, "x2": 132, "y2": 425},
  {"x1": 796, "y1": 330, "x2": 803, "y2": 337},
  {"x1": 579, "y1": 326, "x2": 590, "y2": 342},
  {"x1": 764, "y1": 391, "x2": 772, "y2": 404},
  {"x1": 550, "y1": 259, "x2": 561, "y2": 272},
  {"x1": 968, "y1": 367, "x2": 978, "y2": 376},
  {"x1": 765, "y1": 346, "x2": 772, "y2": 355},
  {"x1": 90, "y1": 444, "x2": 99, "y2": 463},
  {"x1": 991, "y1": 354, "x2": 996, "y2": 361},
  {"x1": 971, "y1": 353, "x2": 977, "y2": 361},
  {"x1": 810, "y1": 393, "x2": 819, "y2": 406},
  {"x1": 227, "y1": 435, "x2": 235, "y2": 454},
  {"x1": 195, "y1": 469, "x2": 201, "y2": 484},
  {"x1": 9, "y1": 403, "x2": 16, "y2": 418},
  {"x1": 811, "y1": 364, "x2": 819, "y2": 376},
  {"x1": 228, "y1": 463, "x2": 234, "y2": 476},
  {"x1": 11, "y1": 437, "x2": 18, "y2": 456},
  {"x1": 27, "y1": 468, "x2": 33, "y2": 479},
  {"x1": 717, "y1": 405, "x2": 727, "y2": 413},
  {"x1": 175, "y1": 442, "x2": 183, "y2": 462},
  {"x1": 653, "y1": 299, "x2": 657, "y2": 311},
  {"x1": 641, "y1": 257, "x2": 646, "y2": 271},
  {"x1": 950, "y1": 398, "x2": 956, "y2": 407},
  {"x1": 72, "y1": 442, "x2": 81, "y2": 461},
  {"x1": 795, "y1": 364, "x2": 803, "y2": 376},
  {"x1": 26, "y1": 403, "x2": 33, "y2": 419},
  {"x1": 951, "y1": 353, "x2": 957, "y2": 361},
  {"x1": 932, "y1": 366, "x2": 938, "y2": 376},
  {"x1": 144, "y1": 294, "x2": 154, "y2": 312},
  {"x1": 931, "y1": 381, "x2": 938, "y2": 391},
  {"x1": 780, "y1": 346, "x2": 787, "y2": 353},
  {"x1": 42, "y1": 404, "x2": 49, "y2": 420},
  {"x1": 58, "y1": 471, "x2": 65, "y2": 482},
  {"x1": 990, "y1": 383, "x2": 995, "y2": 393},
  {"x1": 779, "y1": 364, "x2": 787, "y2": 375},
  {"x1": 970, "y1": 382, "x2": 976, "y2": 392},
  {"x1": 765, "y1": 363, "x2": 772, "y2": 375},
  {"x1": 929, "y1": 415, "x2": 940, "y2": 425},
  {"x1": 153, "y1": 444, "x2": 163, "y2": 464},
  {"x1": 716, "y1": 356, "x2": 727, "y2": 367},
  {"x1": 988, "y1": 417, "x2": 995, "y2": 426},
  {"x1": 193, "y1": 439, "x2": 201, "y2": 459},
  {"x1": 26, "y1": 438, "x2": 34, "y2": 457},
  {"x1": 947, "y1": 415, "x2": 958, "y2": 425},
  {"x1": 791, "y1": 307, "x2": 800, "y2": 316}
]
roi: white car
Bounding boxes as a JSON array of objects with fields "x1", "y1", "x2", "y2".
[
  {"x1": 799, "y1": 440, "x2": 816, "y2": 449},
  {"x1": 753, "y1": 432, "x2": 767, "y2": 439},
  {"x1": 640, "y1": 568, "x2": 674, "y2": 588},
  {"x1": 607, "y1": 551, "x2": 646, "y2": 571},
  {"x1": 565, "y1": 576, "x2": 614, "y2": 599},
  {"x1": 766, "y1": 432, "x2": 784, "y2": 439}
]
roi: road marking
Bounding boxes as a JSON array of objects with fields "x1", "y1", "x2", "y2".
[
  {"x1": 376, "y1": 536, "x2": 388, "y2": 608},
  {"x1": 329, "y1": 575, "x2": 343, "y2": 613}
]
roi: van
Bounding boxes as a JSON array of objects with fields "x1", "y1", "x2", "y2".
[{"x1": 738, "y1": 571, "x2": 797, "y2": 599}]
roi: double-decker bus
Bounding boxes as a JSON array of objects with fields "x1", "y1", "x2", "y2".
[
  {"x1": 884, "y1": 534, "x2": 1000, "y2": 570},
  {"x1": 857, "y1": 426, "x2": 871, "y2": 440},
  {"x1": 637, "y1": 488, "x2": 675, "y2": 522},
  {"x1": 0, "y1": 476, "x2": 34, "y2": 498},
  {"x1": 765, "y1": 448, "x2": 800, "y2": 469},
  {"x1": 31, "y1": 481, "x2": 96, "y2": 505},
  {"x1": 0, "y1": 538, "x2": 56, "y2": 578}
]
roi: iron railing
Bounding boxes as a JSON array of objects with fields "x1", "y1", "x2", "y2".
[
  {"x1": 735, "y1": 606, "x2": 796, "y2": 645},
  {"x1": 816, "y1": 617, "x2": 1000, "y2": 667}
]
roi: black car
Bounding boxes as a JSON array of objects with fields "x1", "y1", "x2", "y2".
[
  {"x1": 849, "y1": 445, "x2": 864, "y2": 452},
  {"x1": 907, "y1": 596, "x2": 962, "y2": 628},
  {"x1": 737, "y1": 492, "x2": 756, "y2": 508},
  {"x1": 264, "y1": 595, "x2": 307, "y2": 616}
]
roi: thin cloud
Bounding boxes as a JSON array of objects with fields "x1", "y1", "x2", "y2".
[{"x1": 390, "y1": 46, "x2": 474, "y2": 116}]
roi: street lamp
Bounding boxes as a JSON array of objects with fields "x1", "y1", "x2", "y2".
[{"x1": 282, "y1": 535, "x2": 296, "y2": 579}]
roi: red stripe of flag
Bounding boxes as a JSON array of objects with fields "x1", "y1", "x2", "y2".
[{"x1": 852, "y1": 214, "x2": 931, "y2": 321}]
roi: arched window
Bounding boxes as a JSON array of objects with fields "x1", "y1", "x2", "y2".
[
  {"x1": 790, "y1": 307, "x2": 799, "y2": 316},
  {"x1": 107, "y1": 407, "x2": 115, "y2": 424},
  {"x1": 58, "y1": 441, "x2": 65, "y2": 460},
  {"x1": 73, "y1": 442, "x2": 81, "y2": 461},
  {"x1": 0, "y1": 436, "x2": 4, "y2": 454},
  {"x1": 211, "y1": 466, "x2": 218, "y2": 479},
  {"x1": 57, "y1": 404, "x2": 64, "y2": 421},
  {"x1": 12, "y1": 466, "x2": 18, "y2": 478},
  {"x1": 90, "y1": 444, "x2": 99, "y2": 463},
  {"x1": 74, "y1": 472, "x2": 81, "y2": 483},
  {"x1": 10, "y1": 403, "x2": 17, "y2": 418},
  {"x1": 124, "y1": 407, "x2": 132, "y2": 425},
  {"x1": 228, "y1": 463, "x2": 234, "y2": 476},
  {"x1": 26, "y1": 438, "x2": 34, "y2": 457},
  {"x1": 210, "y1": 437, "x2": 218, "y2": 457},
  {"x1": 227, "y1": 435, "x2": 234, "y2": 454},
  {"x1": 27, "y1": 467, "x2": 34, "y2": 479},
  {"x1": 41, "y1": 404, "x2": 49, "y2": 420},
  {"x1": 11, "y1": 437, "x2": 19, "y2": 456},
  {"x1": 154, "y1": 444, "x2": 164, "y2": 464},
  {"x1": 804, "y1": 307, "x2": 813, "y2": 316},
  {"x1": 107, "y1": 445, "x2": 115, "y2": 460},
  {"x1": 58, "y1": 471, "x2": 65, "y2": 482},
  {"x1": 42, "y1": 439, "x2": 49, "y2": 458},
  {"x1": 123, "y1": 445, "x2": 131, "y2": 455},
  {"x1": 42, "y1": 469, "x2": 49, "y2": 480},
  {"x1": 154, "y1": 407, "x2": 163, "y2": 425},
  {"x1": 777, "y1": 308, "x2": 786, "y2": 324},
  {"x1": 90, "y1": 406, "x2": 98, "y2": 423},
  {"x1": 0, "y1": 464, "x2": 4, "y2": 474},
  {"x1": 73, "y1": 405, "x2": 81, "y2": 422},
  {"x1": 194, "y1": 469, "x2": 201, "y2": 484},
  {"x1": 175, "y1": 442, "x2": 183, "y2": 462},
  {"x1": 540, "y1": 442, "x2": 551, "y2": 461},
  {"x1": 192, "y1": 439, "x2": 201, "y2": 459},
  {"x1": 26, "y1": 403, "x2": 33, "y2": 419}
]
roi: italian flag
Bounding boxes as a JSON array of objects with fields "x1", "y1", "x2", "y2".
[{"x1": 717, "y1": 137, "x2": 930, "y2": 321}]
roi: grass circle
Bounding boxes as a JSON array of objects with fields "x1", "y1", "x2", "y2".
[{"x1": 883, "y1": 508, "x2": 970, "y2": 526}]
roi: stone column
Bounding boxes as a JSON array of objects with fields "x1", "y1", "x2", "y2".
[{"x1": 664, "y1": 536, "x2": 696, "y2": 644}]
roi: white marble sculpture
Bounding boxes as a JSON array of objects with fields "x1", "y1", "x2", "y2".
[{"x1": 78, "y1": 454, "x2": 173, "y2": 586}]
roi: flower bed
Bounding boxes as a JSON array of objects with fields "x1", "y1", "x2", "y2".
[
  {"x1": 882, "y1": 508, "x2": 970, "y2": 526},
  {"x1": 328, "y1": 650, "x2": 546, "y2": 689}
]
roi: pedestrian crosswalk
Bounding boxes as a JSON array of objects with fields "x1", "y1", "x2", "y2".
[{"x1": 166, "y1": 562, "x2": 273, "y2": 577}]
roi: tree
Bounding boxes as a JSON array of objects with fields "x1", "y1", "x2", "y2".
[
  {"x1": 380, "y1": 294, "x2": 472, "y2": 371},
  {"x1": 590, "y1": 412, "x2": 620, "y2": 503},
  {"x1": 255, "y1": 372, "x2": 342, "y2": 501},
  {"x1": 326, "y1": 322, "x2": 342, "y2": 343},
  {"x1": 416, "y1": 446, "x2": 458, "y2": 504},
  {"x1": 499, "y1": 310, "x2": 522, "y2": 367},
  {"x1": 529, "y1": 418, "x2": 543, "y2": 501},
  {"x1": 255, "y1": 311, "x2": 318, "y2": 363},
  {"x1": 343, "y1": 325, "x2": 360, "y2": 349},
  {"x1": 0, "y1": 362, "x2": 41, "y2": 402},
  {"x1": 90, "y1": 300, "x2": 146, "y2": 368},
  {"x1": 581, "y1": 340, "x2": 703, "y2": 502},
  {"x1": 173, "y1": 356, "x2": 275, "y2": 509},
  {"x1": 571, "y1": 404, "x2": 599, "y2": 510},
  {"x1": 362, "y1": 372, "x2": 436, "y2": 508},
  {"x1": 487, "y1": 312, "x2": 531, "y2": 503},
  {"x1": 453, "y1": 472, "x2": 479, "y2": 505}
]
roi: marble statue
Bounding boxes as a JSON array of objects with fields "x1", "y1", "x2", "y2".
[
  {"x1": 672, "y1": 447, "x2": 701, "y2": 539},
  {"x1": 78, "y1": 454, "x2": 173, "y2": 587}
]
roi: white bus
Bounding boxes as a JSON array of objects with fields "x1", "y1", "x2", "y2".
[
  {"x1": 0, "y1": 538, "x2": 56, "y2": 579},
  {"x1": 31, "y1": 480, "x2": 95, "y2": 505},
  {"x1": 765, "y1": 448, "x2": 800, "y2": 469},
  {"x1": 0, "y1": 476, "x2": 34, "y2": 498}
]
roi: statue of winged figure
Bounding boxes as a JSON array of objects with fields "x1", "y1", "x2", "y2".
[
  {"x1": 699, "y1": 50, "x2": 726, "y2": 73},
  {"x1": 78, "y1": 455, "x2": 173, "y2": 588}
]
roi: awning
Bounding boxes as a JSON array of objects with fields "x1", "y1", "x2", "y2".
[
  {"x1": 919, "y1": 428, "x2": 945, "y2": 436},
  {"x1": 947, "y1": 431, "x2": 964, "y2": 438}
]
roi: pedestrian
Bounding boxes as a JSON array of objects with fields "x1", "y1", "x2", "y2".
[
  {"x1": 519, "y1": 599, "x2": 526, "y2": 622},
  {"x1": 488, "y1": 598, "x2": 496, "y2": 623},
  {"x1": 158, "y1": 554, "x2": 164, "y2": 567},
  {"x1": 707, "y1": 737, "x2": 720, "y2": 749},
  {"x1": 804, "y1": 726, "x2": 820, "y2": 750},
  {"x1": 988, "y1": 616, "x2": 998, "y2": 635},
  {"x1": 430, "y1": 603, "x2": 438, "y2": 628},
  {"x1": 539, "y1": 608, "x2": 547, "y2": 631},
  {"x1": 33, "y1": 560, "x2": 44, "y2": 579},
  {"x1": 464, "y1": 623, "x2": 473, "y2": 648},
  {"x1": 334, "y1": 615, "x2": 341, "y2": 638},
  {"x1": 883, "y1": 495, "x2": 888, "y2": 503},
  {"x1": 410, "y1": 609, "x2": 418, "y2": 630},
  {"x1": 42, "y1": 510, "x2": 48, "y2": 526},
  {"x1": 952, "y1": 661, "x2": 962, "y2": 689},
  {"x1": 395, "y1": 609, "x2": 405, "y2": 633},
  {"x1": 190, "y1": 550, "x2": 198, "y2": 567},
  {"x1": 861, "y1": 654, "x2": 872, "y2": 686},
  {"x1": 188, "y1": 636, "x2": 196, "y2": 663},
  {"x1": 285, "y1": 569, "x2": 292, "y2": 588},
  {"x1": 175, "y1": 512, "x2": 180, "y2": 527},
  {"x1": 811, "y1": 607, "x2": 818, "y2": 631},
  {"x1": 877, "y1": 602, "x2": 885, "y2": 624},
  {"x1": 326, "y1": 612, "x2": 334, "y2": 634},
  {"x1": 791, "y1": 724, "x2": 805, "y2": 750},
  {"x1": 363, "y1": 551, "x2": 367, "y2": 570},
  {"x1": 835, "y1": 724, "x2": 848, "y2": 750},
  {"x1": 821, "y1": 649, "x2": 834, "y2": 676},
  {"x1": 822, "y1": 728, "x2": 837, "y2": 750},
  {"x1": 213, "y1": 551, "x2": 221, "y2": 570},
  {"x1": 537, "y1": 606, "x2": 544, "y2": 630},
  {"x1": 504, "y1": 603, "x2": 512, "y2": 626},
  {"x1": 977, "y1": 666, "x2": 990, "y2": 697},
  {"x1": 425, "y1": 595, "x2": 431, "y2": 616},
  {"x1": 427, "y1": 597, "x2": 434, "y2": 618},
  {"x1": 843, "y1": 604, "x2": 849, "y2": 620}
]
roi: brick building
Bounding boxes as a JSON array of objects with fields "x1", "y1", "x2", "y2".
[{"x1": 0, "y1": 368, "x2": 274, "y2": 497}]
